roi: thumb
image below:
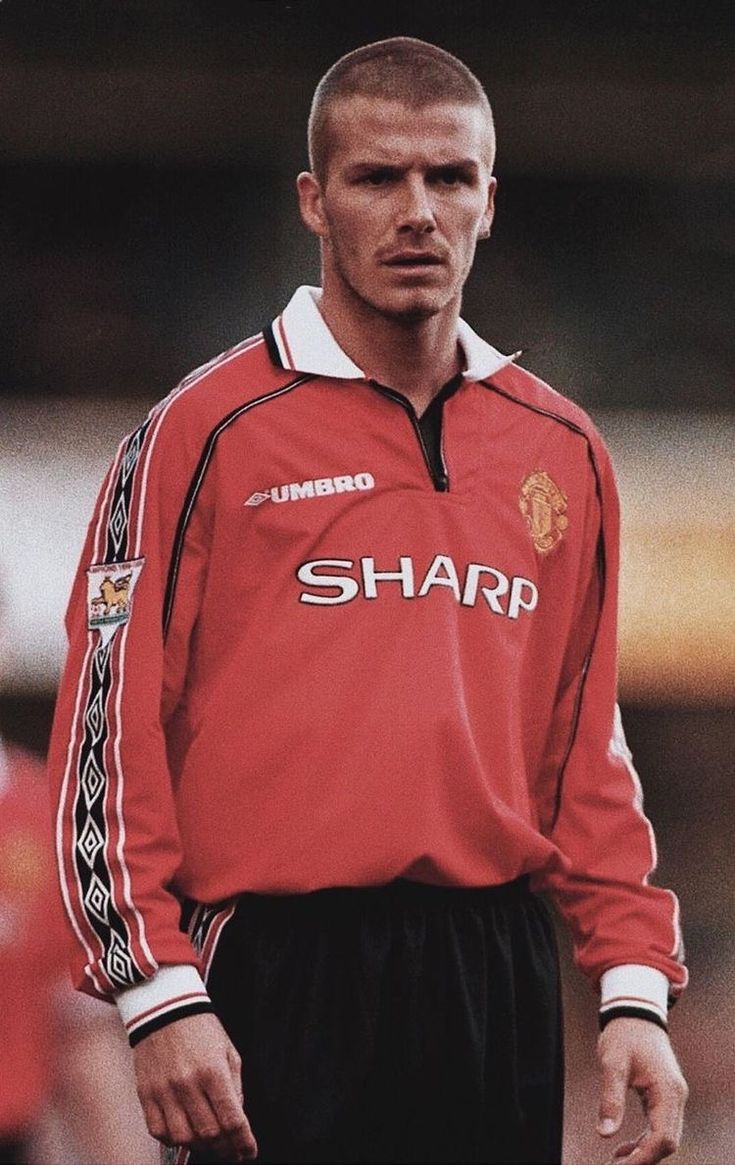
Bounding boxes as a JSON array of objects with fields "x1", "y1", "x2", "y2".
[{"x1": 598, "y1": 1062, "x2": 628, "y2": 1137}]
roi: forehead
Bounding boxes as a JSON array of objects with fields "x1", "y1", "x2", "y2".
[{"x1": 324, "y1": 96, "x2": 491, "y2": 170}]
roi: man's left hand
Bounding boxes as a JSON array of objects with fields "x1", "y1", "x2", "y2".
[{"x1": 597, "y1": 1016, "x2": 687, "y2": 1164}]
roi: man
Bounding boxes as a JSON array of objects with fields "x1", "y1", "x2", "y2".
[{"x1": 48, "y1": 37, "x2": 687, "y2": 1165}]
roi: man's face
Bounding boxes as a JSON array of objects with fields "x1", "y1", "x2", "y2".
[{"x1": 299, "y1": 96, "x2": 496, "y2": 323}]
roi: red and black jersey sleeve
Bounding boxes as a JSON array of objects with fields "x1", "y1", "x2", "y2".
[
  {"x1": 533, "y1": 428, "x2": 686, "y2": 1011},
  {"x1": 48, "y1": 387, "x2": 208, "y2": 1000}
]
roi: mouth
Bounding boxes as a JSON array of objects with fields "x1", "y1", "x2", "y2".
[
  {"x1": 382, "y1": 253, "x2": 444, "y2": 267},
  {"x1": 381, "y1": 253, "x2": 446, "y2": 278}
]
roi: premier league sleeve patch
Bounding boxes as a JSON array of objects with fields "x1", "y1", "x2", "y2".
[{"x1": 86, "y1": 558, "x2": 145, "y2": 644}]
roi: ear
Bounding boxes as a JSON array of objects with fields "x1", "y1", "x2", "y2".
[
  {"x1": 297, "y1": 171, "x2": 329, "y2": 239},
  {"x1": 477, "y1": 176, "x2": 497, "y2": 241}
]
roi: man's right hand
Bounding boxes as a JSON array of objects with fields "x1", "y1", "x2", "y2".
[{"x1": 132, "y1": 1011, "x2": 258, "y2": 1162}]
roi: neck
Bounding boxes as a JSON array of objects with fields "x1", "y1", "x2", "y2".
[{"x1": 318, "y1": 278, "x2": 463, "y2": 415}]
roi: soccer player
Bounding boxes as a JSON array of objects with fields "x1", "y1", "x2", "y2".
[{"x1": 48, "y1": 37, "x2": 688, "y2": 1165}]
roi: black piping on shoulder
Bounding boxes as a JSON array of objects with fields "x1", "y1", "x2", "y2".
[
  {"x1": 162, "y1": 375, "x2": 312, "y2": 635},
  {"x1": 479, "y1": 378, "x2": 607, "y2": 828},
  {"x1": 263, "y1": 323, "x2": 284, "y2": 369},
  {"x1": 480, "y1": 378, "x2": 603, "y2": 494}
]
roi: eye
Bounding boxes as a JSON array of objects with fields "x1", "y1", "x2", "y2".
[
  {"x1": 430, "y1": 167, "x2": 475, "y2": 188},
  {"x1": 361, "y1": 169, "x2": 396, "y2": 187}
]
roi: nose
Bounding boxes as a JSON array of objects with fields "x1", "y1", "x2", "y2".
[{"x1": 396, "y1": 175, "x2": 436, "y2": 234}]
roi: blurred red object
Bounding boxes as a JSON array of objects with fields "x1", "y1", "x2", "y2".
[{"x1": 0, "y1": 742, "x2": 69, "y2": 1149}]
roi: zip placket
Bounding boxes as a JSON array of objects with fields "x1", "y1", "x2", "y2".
[{"x1": 369, "y1": 382, "x2": 450, "y2": 492}]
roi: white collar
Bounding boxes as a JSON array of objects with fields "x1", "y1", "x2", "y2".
[{"x1": 269, "y1": 285, "x2": 518, "y2": 382}]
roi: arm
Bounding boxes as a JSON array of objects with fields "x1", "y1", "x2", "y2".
[
  {"x1": 47, "y1": 395, "x2": 255, "y2": 1159},
  {"x1": 48, "y1": 401, "x2": 202, "y2": 1001},
  {"x1": 536, "y1": 436, "x2": 687, "y2": 1161}
]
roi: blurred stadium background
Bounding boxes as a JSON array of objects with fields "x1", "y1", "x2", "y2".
[{"x1": 0, "y1": 1, "x2": 732, "y2": 1161}]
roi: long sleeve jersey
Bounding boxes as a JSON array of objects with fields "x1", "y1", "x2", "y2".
[{"x1": 49, "y1": 285, "x2": 686, "y2": 1042}]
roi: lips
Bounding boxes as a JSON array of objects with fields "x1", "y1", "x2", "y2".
[{"x1": 381, "y1": 250, "x2": 445, "y2": 266}]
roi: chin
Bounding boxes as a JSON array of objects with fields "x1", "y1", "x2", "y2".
[
  {"x1": 372, "y1": 287, "x2": 448, "y2": 324},
  {"x1": 386, "y1": 303, "x2": 440, "y2": 324}
]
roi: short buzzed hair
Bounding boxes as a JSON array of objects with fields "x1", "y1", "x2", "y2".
[{"x1": 308, "y1": 37, "x2": 496, "y2": 182}]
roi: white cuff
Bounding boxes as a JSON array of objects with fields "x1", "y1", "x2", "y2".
[
  {"x1": 115, "y1": 964, "x2": 211, "y2": 1039},
  {"x1": 599, "y1": 964, "x2": 669, "y2": 1025}
]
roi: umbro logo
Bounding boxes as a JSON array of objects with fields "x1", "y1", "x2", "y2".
[{"x1": 245, "y1": 472, "x2": 375, "y2": 506}]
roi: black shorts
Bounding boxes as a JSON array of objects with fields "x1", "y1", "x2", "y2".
[{"x1": 190, "y1": 877, "x2": 563, "y2": 1164}]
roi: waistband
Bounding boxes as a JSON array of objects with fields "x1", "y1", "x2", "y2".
[{"x1": 235, "y1": 875, "x2": 533, "y2": 913}]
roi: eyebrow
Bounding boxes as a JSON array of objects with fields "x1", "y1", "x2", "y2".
[{"x1": 345, "y1": 158, "x2": 481, "y2": 176}]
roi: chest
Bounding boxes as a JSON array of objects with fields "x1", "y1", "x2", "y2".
[{"x1": 185, "y1": 383, "x2": 589, "y2": 636}]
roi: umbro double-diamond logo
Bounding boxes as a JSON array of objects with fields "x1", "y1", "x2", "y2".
[{"x1": 245, "y1": 472, "x2": 375, "y2": 506}]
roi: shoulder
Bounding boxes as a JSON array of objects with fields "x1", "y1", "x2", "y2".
[
  {"x1": 485, "y1": 362, "x2": 603, "y2": 441},
  {"x1": 484, "y1": 361, "x2": 614, "y2": 470},
  {"x1": 479, "y1": 363, "x2": 620, "y2": 514},
  {"x1": 109, "y1": 331, "x2": 312, "y2": 478},
  {"x1": 147, "y1": 330, "x2": 307, "y2": 435}
]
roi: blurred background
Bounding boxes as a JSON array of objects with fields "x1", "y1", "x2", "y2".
[{"x1": 0, "y1": 1, "x2": 732, "y2": 1161}]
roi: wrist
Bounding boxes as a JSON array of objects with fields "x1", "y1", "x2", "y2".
[
  {"x1": 115, "y1": 964, "x2": 214, "y2": 1047},
  {"x1": 598, "y1": 964, "x2": 669, "y2": 1033}
]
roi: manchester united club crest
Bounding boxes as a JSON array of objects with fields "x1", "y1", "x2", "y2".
[
  {"x1": 519, "y1": 471, "x2": 569, "y2": 554},
  {"x1": 86, "y1": 557, "x2": 145, "y2": 644}
]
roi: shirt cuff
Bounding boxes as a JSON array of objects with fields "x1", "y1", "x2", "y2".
[
  {"x1": 115, "y1": 964, "x2": 214, "y2": 1047},
  {"x1": 599, "y1": 964, "x2": 670, "y2": 1032}
]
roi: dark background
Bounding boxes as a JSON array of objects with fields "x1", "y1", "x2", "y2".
[
  {"x1": 1, "y1": 3, "x2": 733, "y2": 1161},
  {"x1": 2, "y1": 0, "x2": 733, "y2": 411}
]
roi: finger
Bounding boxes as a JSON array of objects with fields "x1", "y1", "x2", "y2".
[
  {"x1": 205, "y1": 1069, "x2": 258, "y2": 1160},
  {"x1": 172, "y1": 1067, "x2": 253, "y2": 1161},
  {"x1": 607, "y1": 1131, "x2": 646, "y2": 1162},
  {"x1": 645, "y1": 1078, "x2": 687, "y2": 1151},
  {"x1": 195, "y1": 1131, "x2": 253, "y2": 1164},
  {"x1": 160, "y1": 1098, "x2": 197, "y2": 1149},
  {"x1": 598, "y1": 1061, "x2": 629, "y2": 1136},
  {"x1": 611, "y1": 1135, "x2": 645, "y2": 1158},
  {"x1": 140, "y1": 1096, "x2": 171, "y2": 1146},
  {"x1": 173, "y1": 1083, "x2": 223, "y2": 1145},
  {"x1": 609, "y1": 1128, "x2": 679, "y2": 1165}
]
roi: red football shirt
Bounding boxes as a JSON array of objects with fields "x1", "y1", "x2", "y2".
[{"x1": 48, "y1": 287, "x2": 685, "y2": 1040}]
